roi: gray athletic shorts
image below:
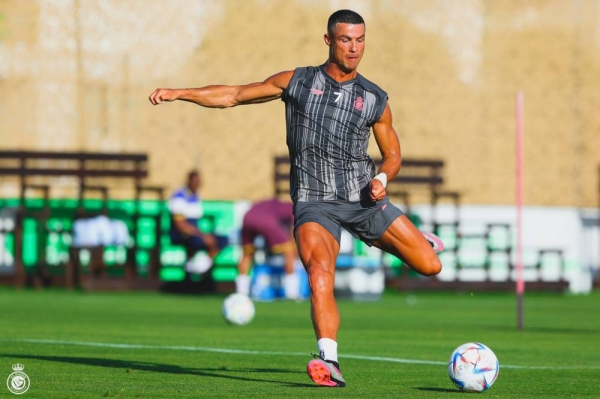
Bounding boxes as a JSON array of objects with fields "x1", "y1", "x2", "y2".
[{"x1": 293, "y1": 197, "x2": 404, "y2": 246}]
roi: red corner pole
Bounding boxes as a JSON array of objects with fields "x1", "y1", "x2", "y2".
[{"x1": 516, "y1": 91, "x2": 524, "y2": 330}]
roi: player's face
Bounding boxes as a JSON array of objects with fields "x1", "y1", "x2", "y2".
[
  {"x1": 325, "y1": 23, "x2": 365, "y2": 73},
  {"x1": 187, "y1": 173, "x2": 200, "y2": 193}
]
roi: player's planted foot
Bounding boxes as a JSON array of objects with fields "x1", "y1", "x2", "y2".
[
  {"x1": 307, "y1": 353, "x2": 346, "y2": 387},
  {"x1": 422, "y1": 232, "x2": 444, "y2": 253}
]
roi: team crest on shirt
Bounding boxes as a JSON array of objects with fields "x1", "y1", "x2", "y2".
[
  {"x1": 311, "y1": 88, "x2": 324, "y2": 95},
  {"x1": 354, "y1": 96, "x2": 364, "y2": 110}
]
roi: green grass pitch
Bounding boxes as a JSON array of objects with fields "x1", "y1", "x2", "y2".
[{"x1": 0, "y1": 287, "x2": 598, "y2": 398}]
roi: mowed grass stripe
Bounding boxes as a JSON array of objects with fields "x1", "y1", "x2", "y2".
[{"x1": 2, "y1": 337, "x2": 595, "y2": 371}]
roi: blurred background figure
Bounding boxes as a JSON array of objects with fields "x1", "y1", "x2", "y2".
[
  {"x1": 168, "y1": 170, "x2": 228, "y2": 276},
  {"x1": 236, "y1": 198, "x2": 300, "y2": 299}
]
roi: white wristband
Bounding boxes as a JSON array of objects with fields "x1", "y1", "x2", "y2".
[{"x1": 373, "y1": 173, "x2": 387, "y2": 188}]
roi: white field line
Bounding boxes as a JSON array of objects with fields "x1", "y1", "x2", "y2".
[{"x1": 1, "y1": 338, "x2": 596, "y2": 370}]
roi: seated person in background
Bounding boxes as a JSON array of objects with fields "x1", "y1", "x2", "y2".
[
  {"x1": 236, "y1": 197, "x2": 300, "y2": 299},
  {"x1": 168, "y1": 170, "x2": 228, "y2": 270}
]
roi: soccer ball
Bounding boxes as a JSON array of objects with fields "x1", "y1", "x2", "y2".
[
  {"x1": 447, "y1": 342, "x2": 499, "y2": 392},
  {"x1": 222, "y1": 293, "x2": 255, "y2": 326}
]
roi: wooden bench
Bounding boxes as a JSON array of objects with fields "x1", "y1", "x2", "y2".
[
  {"x1": 0, "y1": 150, "x2": 164, "y2": 289},
  {"x1": 388, "y1": 222, "x2": 569, "y2": 292}
]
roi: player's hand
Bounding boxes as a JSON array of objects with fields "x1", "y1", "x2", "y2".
[
  {"x1": 148, "y1": 88, "x2": 179, "y2": 105},
  {"x1": 369, "y1": 179, "x2": 387, "y2": 202}
]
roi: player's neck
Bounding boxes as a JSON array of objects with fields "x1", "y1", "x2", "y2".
[{"x1": 323, "y1": 61, "x2": 358, "y2": 83}]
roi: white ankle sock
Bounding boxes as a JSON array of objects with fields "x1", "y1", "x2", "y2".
[
  {"x1": 235, "y1": 274, "x2": 251, "y2": 296},
  {"x1": 317, "y1": 338, "x2": 338, "y2": 362},
  {"x1": 282, "y1": 272, "x2": 300, "y2": 299}
]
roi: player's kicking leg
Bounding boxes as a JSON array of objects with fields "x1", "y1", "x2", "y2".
[{"x1": 374, "y1": 214, "x2": 443, "y2": 276}]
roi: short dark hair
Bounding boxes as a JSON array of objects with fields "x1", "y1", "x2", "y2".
[
  {"x1": 327, "y1": 10, "x2": 365, "y2": 35},
  {"x1": 187, "y1": 169, "x2": 199, "y2": 181}
]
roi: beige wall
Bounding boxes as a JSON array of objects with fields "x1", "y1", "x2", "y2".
[{"x1": 1, "y1": 0, "x2": 600, "y2": 207}]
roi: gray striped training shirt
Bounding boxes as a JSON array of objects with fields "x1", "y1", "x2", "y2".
[{"x1": 281, "y1": 65, "x2": 388, "y2": 203}]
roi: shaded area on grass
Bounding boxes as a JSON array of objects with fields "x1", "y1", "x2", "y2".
[
  {"x1": 416, "y1": 387, "x2": 462, "y2": 394},
  {"x1": 0, "y1": 353, "x2": 317, "y2": 389}
]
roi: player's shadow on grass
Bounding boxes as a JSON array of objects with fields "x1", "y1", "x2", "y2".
[
  {"x1": 0, "y1": 353, "x2": 315, "y2": 388},
  {"x1": 416, "y1": 387, "x2": 461, "y2": 394}
]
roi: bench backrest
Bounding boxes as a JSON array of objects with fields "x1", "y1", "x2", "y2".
[
  {"x1": 274, "y1": 155, "x2": 446, "y2": 199},
  {"x1": 0, "y1": 151, "x2": 148, "y2": 179},
  {"x1": 0, "y1": 150, "x2": 153, "y2": 205}
]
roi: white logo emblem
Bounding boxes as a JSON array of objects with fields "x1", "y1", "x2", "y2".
[
  {"x1": 333, "y1": 92, "x2": 343, "y2": 103},
  {"x1": 6, "y1": 364, "x2": 30, "y2": 395}
]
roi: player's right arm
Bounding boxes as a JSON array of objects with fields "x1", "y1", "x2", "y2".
[{"x1": 148, "y1": 71, "x2": 294, "y2": 108}]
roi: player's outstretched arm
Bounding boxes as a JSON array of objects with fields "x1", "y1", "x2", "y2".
[
  {"x1": 148, "y1": 71, "x2": 294, "y2": 108},
  {"x1": 370, "y1": 103, "x2": 402, "y2": 201}
]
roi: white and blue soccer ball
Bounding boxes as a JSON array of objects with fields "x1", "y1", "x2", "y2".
[
  {"x1": 222, "y1": 293, "x2": 255, "y2": 326},
  {"x1": 447, "y1": 342, "x2": 499, "y2": 392}
]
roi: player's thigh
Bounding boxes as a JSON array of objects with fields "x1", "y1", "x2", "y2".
[
  {"x1": 240, "y1": 224, "x2": 256, "y2": 249},
  {"x1": 373, "y1": 215, "x2": 441, "y2": 275},
  {"x1": 186, "y1": 235, "x2": 207, "y2": 251},
  {"x1": 295, "y1": 222, "x2": 340, "y2": 273}
]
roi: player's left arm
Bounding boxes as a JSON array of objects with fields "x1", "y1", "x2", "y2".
[{"x1": 370, "y1": 103, "x2": 402, "y2": 201}]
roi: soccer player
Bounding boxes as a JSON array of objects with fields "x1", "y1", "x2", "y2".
[
  {"x1": 150, "y1": 9, "x2": 443, "y2": 387},
  {"x1": 236, "y1": 197, "x2": 300, "y2": 300}
]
